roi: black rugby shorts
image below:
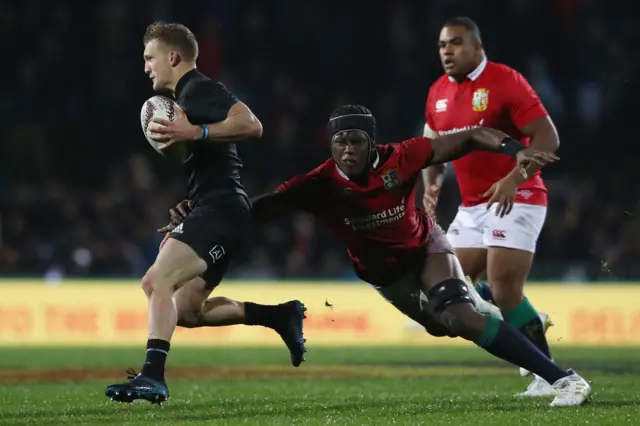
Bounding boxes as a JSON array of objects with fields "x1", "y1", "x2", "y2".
[{"x1": 170, "y1": 194, "x2": 251, "y2": 289}]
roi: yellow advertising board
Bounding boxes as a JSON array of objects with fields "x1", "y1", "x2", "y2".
[{"x1": 1, "y1": 281, "x2": 640, "y2": 346}]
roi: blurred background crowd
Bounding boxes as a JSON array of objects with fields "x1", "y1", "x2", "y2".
[{"x1": 2, "y1": 0, "x2": 639, "y2": 281}]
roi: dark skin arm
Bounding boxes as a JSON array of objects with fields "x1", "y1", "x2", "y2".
[
  {"x1": 157, "y1": 128, "x2": 557, "y2": 230},
  {"x1": 425, "y1": 128, "x2": 557, "y2": 168},
  {"x1": 426, "y1": 128, "x2": 503, "y2": 165},
  {"x1": 504, "y1": 116, "x2": 559, "y2": 184},
  {"x1": 484, "y1": 116, "x2": 559, "y2": 216},
  {"x1": 157, "y1": 192, "x2": 294, "y2": 233}
]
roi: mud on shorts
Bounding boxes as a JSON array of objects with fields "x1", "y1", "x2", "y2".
[{"x1": 170, "y1": 194, "x2": 251, "y2": 289}]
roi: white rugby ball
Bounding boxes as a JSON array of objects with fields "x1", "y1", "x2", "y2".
[{"x1": 140, "y1": 95, "x2": 178, "y2": 156}]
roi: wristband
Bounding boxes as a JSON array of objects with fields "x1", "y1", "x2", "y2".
[
  {"x1": 199, "y1": 124, "x2": 209, "y2": 141},
  {"x1": 499, "y1": 137, "x2": 525, "y2": 158}
]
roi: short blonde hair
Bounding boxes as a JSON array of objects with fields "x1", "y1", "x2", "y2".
[{"x1": 143, "y1": 21, "x2": 199, "y2": 61}]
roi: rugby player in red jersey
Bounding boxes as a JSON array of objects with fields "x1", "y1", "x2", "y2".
[
  {"x1": 421, "y1": 17, "x2": 560, "y2": 396},
  {"x1": 169, "y1": 104, "x2": 590, "y2": 407}
]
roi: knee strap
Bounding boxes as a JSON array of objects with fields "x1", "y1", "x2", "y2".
[{"x1": 426, "y1": 278, "x2": 476, "y2": 314}]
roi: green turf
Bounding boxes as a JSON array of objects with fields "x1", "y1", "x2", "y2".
[{"x1": 0, "y1": 346, "x2": 638, "y2": 425}]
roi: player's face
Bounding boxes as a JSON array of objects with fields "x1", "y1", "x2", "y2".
[
  {"x1": 438, "y1": 26, "x2": 480, "y2": 78},
  {"x1": 143, "y1": 39, "x2": 173, "y2": 91},
  {"x1": 331, "y1": 130, "x2": 370, "y2": 177}
]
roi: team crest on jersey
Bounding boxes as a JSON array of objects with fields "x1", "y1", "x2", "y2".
[
  {"x1": 381, "y1": 168, "x2": 401, "y2": 190},
  {"x1": 472, "y1": 88, "x2": 489, "y2": 112}
]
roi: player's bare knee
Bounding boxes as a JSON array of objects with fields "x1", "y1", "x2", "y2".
[{"x1": 141, "y1": 268, "x2": 155, "y2": 298}]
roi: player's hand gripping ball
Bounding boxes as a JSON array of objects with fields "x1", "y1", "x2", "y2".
[{"x1": 140, "y1": 95, "x2": 190, "y2": 158}]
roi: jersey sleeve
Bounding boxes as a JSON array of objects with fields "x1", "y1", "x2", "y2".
[
  {"x1": 183, "y1": 81, "x2": 239, "y2": 124},
  {"x1": 424, "y1": 87, "x2": 438, "y2": 137},
  {"x1": 503, "y1": 69, "x2": 549, "y2": 129},
  {"x1": 396, "y1": 137, "x2": 435, "y2": 176}
]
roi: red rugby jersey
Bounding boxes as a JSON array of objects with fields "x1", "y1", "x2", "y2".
[
  {"x1": 425, "y1": 58, "x2": 549, "y2": 207},
  {"x1": 276, "y1": 137, "x2": 435, "y2": 286}
]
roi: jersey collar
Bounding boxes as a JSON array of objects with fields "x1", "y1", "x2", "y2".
[
  {"x1": 448, "y1": 56, "x2": 487, "y2": 82},
  {"x1": 174, "y1": 68, "x2": 200, "y2": 98},
  {"x1": 335, "y1": 151, "x2": 380, "y2": 181}
]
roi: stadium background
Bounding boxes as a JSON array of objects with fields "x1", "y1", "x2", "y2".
[
  {"x1": 2, "y1": 0, "x2": 640, "y2": 344},
  {"x1": 1, "y1": 2, "x2": 640, "y2": 424}
]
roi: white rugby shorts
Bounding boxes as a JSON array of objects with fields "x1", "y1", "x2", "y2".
[{"x1": 446, "y1": 203, "x2": 547, "y2": 253}]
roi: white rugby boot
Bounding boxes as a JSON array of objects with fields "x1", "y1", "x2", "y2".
[
  {"x1": 550, "y1": 370, "x2": 592, "y2": 407},
  {"x1": 520, "y1": 312, "x2": 555, "y2": 377},
  {"x1": 515, "y1": 374, "x2": 556, "y2": 397}
]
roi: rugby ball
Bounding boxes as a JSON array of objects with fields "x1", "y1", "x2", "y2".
[{"x1": 140, "y1": 95, "x2": 188, "y2": 157}]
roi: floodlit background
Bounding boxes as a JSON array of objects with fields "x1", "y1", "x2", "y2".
[
  {"x1": 2, "y1": 0, "x2": 638, "y2": 282},
  {"x1": 1, "y1": 2, "x2": 640, "y2": 424}
]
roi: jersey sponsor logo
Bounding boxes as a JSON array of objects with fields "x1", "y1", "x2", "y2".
[
  {"x1": 435, "y1": 99, "x2": 448, "y2": 113},
  {"x1": 491, "y1": 229, "x2": 506, "y2": 240},
  {"x1": 172, "y1": 223, "x2": 184, "y2": 234},
  {"x1": 472, "y1": 88, "x2": 489, "y2": 112},
  {"x1": 381, "y1": 167, "x2": 401, "y2": 190},
  {"x1": 344, "y1": 198, "x2": 406, "y2": 231},
  {"x1": 438, "y1": 119, "x2": 484, "y2": 136},
  {"x1": 209, "y1": 245, "x2": 226, "y2": 263}
]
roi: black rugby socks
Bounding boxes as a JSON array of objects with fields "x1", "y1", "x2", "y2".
[
  {"x1": 519, "y1": 315, "x2": 552, "y2": 359},
  {"x1": 476, "y1": 315, "x2": 568, "y2": 385},
  {"x1": 503, "y1": 297, "x2": 553, "y2": 359},
  {"x1": 141, "y1": 339, "x2": 171, "y2": 382},
  {"x1": 244, "y1": 302, "x2": 283, "y2": 329}
]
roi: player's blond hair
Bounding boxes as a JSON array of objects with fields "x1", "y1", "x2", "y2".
[{"x1": 143, "y1": 21, "x2": 199, "y2": 61}]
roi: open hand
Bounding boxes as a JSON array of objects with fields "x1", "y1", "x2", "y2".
[
  {"x1": 515, "y1": 148, "x2": 560, "y2": 179},
  {"x1": 483, "y1": 177, "x2": 519, "y2": 218}
]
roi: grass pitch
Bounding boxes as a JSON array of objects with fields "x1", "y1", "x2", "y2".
[{"x1": 0, "y1": 346, "x2": 638, "y2": 425}]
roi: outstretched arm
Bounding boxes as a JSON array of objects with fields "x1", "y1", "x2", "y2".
[
  {"x1": 426, "y1": 128, "x2": 558, "y2": 171},
  {"x1": 427, "y1": 128, "x2": 508, "y2": 165},
  {"x1": 156, "y1": 190, "x2": 296, "y2": 235}
]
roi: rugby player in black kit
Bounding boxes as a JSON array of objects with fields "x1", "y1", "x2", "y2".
[{"x1": 105, "y1": 22, "x2": 306, "y2": 404}]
